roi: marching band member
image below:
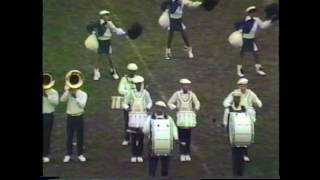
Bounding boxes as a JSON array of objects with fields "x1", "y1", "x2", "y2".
[
  {"x1": 87, "y1": 10, "x2": 126, "y2": 80},
  {"x1": 60, "y1": 71, "x2": 88, "y2": 163},
  {"x1": 235, "y1": 6, "x2": 274, "y2": 77},
  {"x1": 167, "y1": 78, "x2": 200, "y2": 162},
  {"x1": 118, "y1": 63, "x2": 139, "y2": 146},
  {"x1": 222, "y1": 78, "x2": 262, "y2": 162},
  {"x1": 123, "y1": 75, "x2": 152, "y2": 163},
  {"x1": 43, "y1": 73, "x2": 59, "y2": 163},
  {"x1": 163, "y1": 0, "x2": 202, "y2": 60},
  {"x1": 142, "y1": 101, "x2": 178, "y2": 177}
]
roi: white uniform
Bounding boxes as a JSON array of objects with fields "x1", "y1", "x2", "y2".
[
  {"x1": 223, "y1": 89, "x2": 262, "y2": 124},
  {"x1": 122, "y1": 88, "x2": 152, "y2": 113},
  {"x1": 60, "y1": 89, "x2": 88, "y2": 116},
  {"x1": 169, "y1": 0, "x2": 202, "y2": 19},
  {"x1": 43, "y1": 88, "x2": 59, "y2": 114},
  {"x1": 97, "y1": 20, "x2": 126, "y2": 40},
  {"x1": 240, "y1": 16, "x2": 272, "y2": 39},
  {"x1": 168, "y1": 90, "x2": 200, "y2": 111},
  {"x1": 118, "y1": 75, "x2": 137, "y2": 96},
  {"x1": 168, "y1": 90, "x2": 200, "y2": 128}
]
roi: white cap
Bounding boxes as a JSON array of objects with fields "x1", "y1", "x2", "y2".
[
  {"x1": 246, "y1": 6, "x2": 257, "y2": 13},
  {"x1": 237, "y1": 78, "x2": 248, "y2": 85},
  {"x1": 155, "y1": 101, "x2": 167, "y2": 108},
  {"x1": 179, "y1": 78, "x2": 191, "y2": 84},
  {"x1": 232, "y1": 90, "x2": 242, "y2": 97},
  {"x1": 132, "y1": 75, "x2": 144, "y2": 83},
  {"x1": 99, "y1": 10, "x2": 110, "y2": 16},
  {"x1": 127, "y1": 63, "x2": 138, "y2": 71}
]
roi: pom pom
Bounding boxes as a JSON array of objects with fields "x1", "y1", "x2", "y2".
[
  {"x1": 201, "y1": 0, "x2": 220, "y2": 11},
  {"x1": 127, "y1": 23, "x2": 143, "y2": 40}
]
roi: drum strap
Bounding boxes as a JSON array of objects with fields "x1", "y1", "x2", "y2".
[{"x1": 178, "y1": 91, "x2": 192, "y2": 103}]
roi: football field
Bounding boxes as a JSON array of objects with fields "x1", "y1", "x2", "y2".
[{"x1": 43, "y1": 0, "x2": 279, "y2": 178}]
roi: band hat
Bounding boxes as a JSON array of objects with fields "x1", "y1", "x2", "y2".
[
  {"x1": 179, "y1": 78, "x2": 191, "y2": 84},
  {"x1": 232, "y1": 90, "x2": 242, "y2": 97},
  {"x1": 237, "y1": 78, "x2": 248, "y2": 85},
  {"x1": 132, "y1": 75, "x2": 144, "y2": 83},
  {"x1": 99, "y1": 10, "x2": 110, "y2": 16},
  {"x1": 246, "y1": 6, "x2": 257, "y2": 13},
  {"x1": 155, "y1": 101, "x2": 167, "y2": 108},
  {"x1": 127, "y1": 63, "x2": 138, "y2": 71}
]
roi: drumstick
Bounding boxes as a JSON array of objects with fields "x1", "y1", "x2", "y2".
[{"x1": 126, "y1": 129, "x2": 137, "y2": 134}]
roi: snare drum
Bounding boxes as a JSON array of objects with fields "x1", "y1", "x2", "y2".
[
  {"x1": 111, "y1": 96, "x2": 123, "y2": 109},
  {"x1": 228, "y1": 112, "x2": 254, "y2": 147},
  {"x1": 176, "y1": 111, "x2": 197, "y2": 128},
  {"x1": 128, "y1": 112, "x2": 147, "y2": 128},
  {"x1": 151, "y1": 119, "x2": 173, "y2": 156}
]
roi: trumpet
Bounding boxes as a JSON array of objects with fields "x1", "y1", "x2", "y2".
[
  {"x1": 65, "y1": 70, "x2": 84, "y2": 90},
  {"x1": 43, "y1": 72, "x2": 55, "y2": 90}
]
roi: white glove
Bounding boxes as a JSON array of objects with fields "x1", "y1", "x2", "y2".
[
  {"x1": 168, "y1": 104, "x2": 177, "y2": 110},
  {"x1": 116, "y1": 28, "x2": 126, "y2": 36},
  {"x1": 180, "y1": 142, "x2": 187, "y2": 146},
  {"x1": 123, "y1": 104, "x2": 129, "y2": 110}
]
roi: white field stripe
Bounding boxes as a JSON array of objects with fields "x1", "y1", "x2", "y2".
[{"x1": 111, "y1": 13, "x2": 212, "y2": 176}]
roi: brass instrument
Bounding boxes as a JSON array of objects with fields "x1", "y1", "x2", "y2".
[
  {"x1": 65, "y1": 70, "x2": 84, "y2": 90},
  {"x1": 43, "y1": 72, "x2": 55, "y2": 90}
]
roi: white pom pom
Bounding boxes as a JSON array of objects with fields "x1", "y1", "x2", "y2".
[
  {"x1": 158, "y1": 11, "x2": 170, "y2": 28},
  {"x1": 84, "y1": 34, "x2": 99, "y2": 51},
  {"x1": 228, "y1": 31, "x2": 243, "y2": 48}
]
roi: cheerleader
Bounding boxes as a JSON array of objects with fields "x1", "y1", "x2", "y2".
[
  {"x1": 234, "y1": 6, "x2": 275, "y2": 77},
  {"x1": 163, "y1": 0, "x2": 202, "y2": 60},
  {"x1": 87, "y1": 10, "x2": 126, "y2": 80}
]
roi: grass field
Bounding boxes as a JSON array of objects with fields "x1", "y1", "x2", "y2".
[{"x1": 43, "y1": 0, "x2": 279, "y2": 178}]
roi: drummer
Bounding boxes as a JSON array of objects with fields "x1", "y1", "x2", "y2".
[
  {"x1": 222, "y1": 78, "x2": 262, "y2": 162},
  {"x1": 142, "y1": 101, "x2": 178, "y2": 177},
  {"x1": 122, "y1": 75, "x2": 152, "y2": 163},
  {"x1": 118, "y1": 63, "x2": 139, "y2": 146},
  {"x1": 167, "y1": 78, "x2": 200, "y2": 162}
]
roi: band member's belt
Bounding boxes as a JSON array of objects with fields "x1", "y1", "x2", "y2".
[
  {"x1": 242, "y1": 33, "x2": 255, "y2": 39},
  {"x1": 67, "y1": 113, "x2": 83, "y2": 117}
]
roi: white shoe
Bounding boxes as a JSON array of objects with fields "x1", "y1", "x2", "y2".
[
  {"x1": 243, "y1": 156, "x2": 250, "y2": 162},
  {"x1": 93, "y1": 71, "x2": 99, "y2": 80},
  {"x1": 255, "y1": 64, "x2": 266, "y2": 76},
  {"x1": 78, "y1": 155, "x2": 87, "y2": 162},
  {"x1": 131, "y1": 157, "x2": 137, "y2": 163},
  {"x1": 180, "y1": 155, "x2": 186, "y2": 162},
  {"x1": 43, "y1": 157, "x2": 50, "y2": 163},
  {"x1": 185, "y1": 155, "x2": 191, "y2": 161},
  {"x1": 63, "y1": 155, "x2": 71, "y2": 163},
  {"x1": 237, "y1": 65, "x2": 245, "y2": 77},
  {"x1": 112, "y1": 72, "x2": 119, "y2": 80},
  {"x1": 187, "y1": 47, "x2": 194, "y2": 59},
  {"x1": 72, "y1": 142, "x2": 77, "y2": 146},
  {"x1": 121, "y1": 140, "x2": 129, "y2": 146},
  {"x1": 137, "y1": 157, "x2": 143, "y2": 163},
  {"x1": 97, "y1": 70, "x2": 101, "y2": 79},
  {"x1": 165, "y1": 48, "x2": 171, "y2": 60}
]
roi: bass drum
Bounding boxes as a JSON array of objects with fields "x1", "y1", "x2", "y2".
[
  {"x1": 151, "y1": 119, "x2": 173, "y2": 156},
  {"x1": 229, "y1": 112, "x2": 254, "y2": 147}
]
